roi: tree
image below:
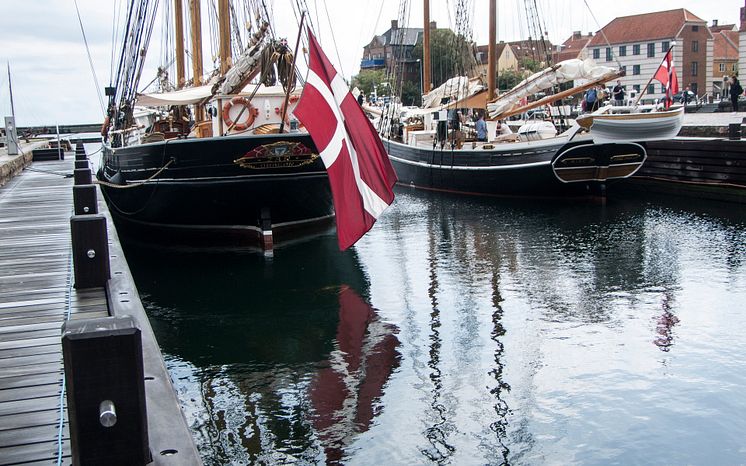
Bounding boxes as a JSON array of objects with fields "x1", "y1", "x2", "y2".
[
  {"x1": 411, "y1": 29, "x2": 476, "y2": 89},
  {"x1": 400, "y1": 80, "x2": 422, "y2": 106},
  {"x1": 351, "y1": 69, "x2": 386, "y2": 98},
  {"x1": 496, "y1": 70, "x2": 525, "y2": 92}
]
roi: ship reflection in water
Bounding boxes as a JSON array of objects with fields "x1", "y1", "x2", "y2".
[{"x1": 123, "y1": 187, "x2": 746, "y2": 465}]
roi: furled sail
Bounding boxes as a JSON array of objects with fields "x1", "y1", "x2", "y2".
[
  {"x1": 487, "y1": 59, "x2": 617, "y2": 118},
  {"x1": 422, "y1": 76, "x2": 485, "y2": 108},
  {"x1": 215, "y1": 22, "x2": 270, "y2": 96}
]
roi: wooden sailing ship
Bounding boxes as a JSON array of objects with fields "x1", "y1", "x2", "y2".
[
  {"x1": 379, "y1": 0, "x2": 680, "y2": 198},
  {"x1": 98, "y1": 1, "x2": 333, "y2": 248}
]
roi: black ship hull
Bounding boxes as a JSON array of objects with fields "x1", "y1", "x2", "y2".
[
  {"x1": 98, "y1": 133, "x2": 334, "y2": 245},
  {"x1": 383, "y1": 136, "x2": 647, "y2": 198}
]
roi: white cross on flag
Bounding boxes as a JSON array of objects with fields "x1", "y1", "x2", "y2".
[
  {"x1": 295, "y1": 30, "x2": 397, "y2": 250},
  {"x1": 653, "y1": 49, "x2": 679, "y2": 109}
]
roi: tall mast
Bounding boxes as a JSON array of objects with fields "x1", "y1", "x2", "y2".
[
  {"x1": 217, "y1": 0, "x2": 231, "y2": 74},
  {"x1": 174, "y1": 0, "x2": 186, "y2": 88},
  {"x1": 487, "y1": 0, "x2": 496, "y2": 100},
  {"x1": 423, "y1": 0, "x2": 431, "y2": 94},
  {"x1": 7, "y1": 62, "x2": 16, "y2": 120},
  {"x1": 189, "y1": 0, "x2": 204, "y2": 120}
]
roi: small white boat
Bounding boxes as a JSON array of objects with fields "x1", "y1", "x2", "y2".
[{"x1": 576, "y1": 107, "x2": 685, "y2": 143}]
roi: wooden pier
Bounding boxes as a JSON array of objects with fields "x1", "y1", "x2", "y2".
[{"x1": 0, "y1": 151, "x2": 200, "y2": 464}]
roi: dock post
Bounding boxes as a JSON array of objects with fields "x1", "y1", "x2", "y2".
[
  {"x1": 70, "y1": 214, "x2": 110, "y2": 288},
  {"x1": 74, "y1": 167, "x2": 92, "y2": 185},
  {"x1": 73, "y1": 184, "x2": 99, "y2": 215},
  {"x1": 62, "y1": 315, "x2": 151, "y2": 465},
  {"x1": 728, "y1": 123, "x2": 741, "y2": 140},
  {"x1": 75, "y1": 159, "x2": 89, "y2": 170},
  {"x1": 75, "y1": 144, "x2": 87, "y2": 161}
]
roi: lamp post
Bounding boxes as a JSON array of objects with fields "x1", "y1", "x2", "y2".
[{"x1": 416, "y1": 59, "x2": 423, "y2": 97}]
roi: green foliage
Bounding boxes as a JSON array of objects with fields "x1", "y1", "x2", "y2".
[
  {"x1": 400, "y1": 80, "x2": 422, "y2": 106},
  {"x1": 351, "y1": 70, "x2": 386, "y2": 97},
  {"x1": 496, "y1": 70, "x2": 525, "y2": 92},
  {"x1": 412, "y1": 29, "x2": 475, "y2": 88},
  {"x1": 519, "y1": 58, "x2": 543, "y2": 73}
]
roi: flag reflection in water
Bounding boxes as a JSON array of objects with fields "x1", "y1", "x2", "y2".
[{"x1": 309, "y1": 286, "x2": 401, "y2": 463}]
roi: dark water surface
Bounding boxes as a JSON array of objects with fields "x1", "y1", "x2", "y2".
[{"x1": 121, "y1": 188, "x2": 746, "y2": 465}]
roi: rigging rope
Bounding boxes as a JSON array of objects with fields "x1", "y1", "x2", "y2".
[{"x1": 73, "y1": 0, "x2": 106, "y2": 116}]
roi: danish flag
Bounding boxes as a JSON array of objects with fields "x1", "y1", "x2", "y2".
[
  {"x1": 653, "y1": 49, "x2": 679, "y2": 109},
  {"x1": 295, "y1": 30, "x2": 397, "y2": 250}
]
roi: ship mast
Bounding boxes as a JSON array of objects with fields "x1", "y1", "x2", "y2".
[
  {"x1": 189, "y1": 0, "x2": 204, "y2": 120},
  {"x1": 422, "y1": 0, "x2": 431, "y2": 94},
  {"x1": 174, "y1": 0, "x2": 186, "y2": 88},
  {"x1": 217, "y1": 0, "x2": 232, "y2": 75},
  {"x1": 487, "y1": 0, "x2": 496, "y2": 101}
]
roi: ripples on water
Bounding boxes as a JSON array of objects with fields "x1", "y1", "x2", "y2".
[{"x1": 122, "y1": 188, "x2": 746, "y2": 465}]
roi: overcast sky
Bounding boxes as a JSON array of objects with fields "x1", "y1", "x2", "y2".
[{"x1": 0, "y1": 0, "x2": 742, "y2": 126}]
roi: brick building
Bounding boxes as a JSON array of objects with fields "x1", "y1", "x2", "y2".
[
  {"x1": 360, "y1": 20, "x2": 424, "y2": 86},
  {"x1": 711, "y1": 22, "x2": 739, "y2": 99},
  {"x1": 587, "y1": 9, "x2": 712, "y2": 102}
]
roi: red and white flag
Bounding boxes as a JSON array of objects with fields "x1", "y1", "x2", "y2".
[
  {"x1": 653, "y1": 49, "x2": 679, "y2": 109},
  {"x1": 295, "y1": 30, "x2": 397, "y2": 250}
]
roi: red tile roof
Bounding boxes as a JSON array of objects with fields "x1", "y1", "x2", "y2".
[
  {"x1": 553, "y1": 32, "x2": 593, "y2": 62},
  {"x1": 714, "y1": 30, "x2": 739, "y2": 60},
  {"x1": 711, "y1": 24, "x2": 736, "y2": 33},
  {"x1": 475, "y1": 43, "x2": 508, "y2": 65},
  {"x1": 587, "y1": 8, "x2": 707, "y2": 47}
]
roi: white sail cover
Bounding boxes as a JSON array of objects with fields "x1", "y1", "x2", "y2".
[
  {"x1": 422, "y1": 76, "x2": 485, "y2": 108},
  {"x1": 488, "y1": 59, "x2": 617, "y2": 118},
  {"x1": 135, "y1": 84, "x2": 296, "y2": 107}
]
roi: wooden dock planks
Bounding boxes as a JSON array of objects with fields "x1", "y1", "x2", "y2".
[{"x1": 0, "y1": 157, "x2": 107, "y2": 466}]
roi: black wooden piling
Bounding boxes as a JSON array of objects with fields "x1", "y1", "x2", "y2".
[
  {"x1": 70, "y1": 214, "x2": 110, "y2": 288},
  {"x1": 74, "y1": 167, "x2": 92, "y2": 185},
  {"x1": 62, "y1": 315, "x2": 151, "y2": 465},
  {"x1": 75, "y1": 159, "x2": 89, "y2": 170},
  {"x1": 73, "y1": 184, "x2": 98, "y2": 215}
]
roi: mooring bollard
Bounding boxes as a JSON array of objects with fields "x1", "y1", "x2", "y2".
[
  {"x1": 70, "y1": 214, "x2": 110, "y2": 288},
  {"x1": 62, "y1": 315, "x2": 151, "y2": 465},
  {"x1": 74, "y1": 168, "x2": 92, "y2": 185},
  {"x1": 728, "y1": 123, "x2": 741, "y2": 140},
  {"x1": 75, "y1": 159, "x2": 89, "y2": 170},
  {"x1": 73, "y1": 184, "x2": 98, "y2": 215}
]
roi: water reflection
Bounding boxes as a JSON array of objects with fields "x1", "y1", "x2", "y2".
[
  {"x1": 122, "y1": 237, "x2": 400, "y2": 464},
  {"x1": 122, "y1": 187, "x2": 746, "y2": 465}
]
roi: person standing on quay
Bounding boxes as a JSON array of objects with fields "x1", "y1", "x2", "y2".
[
  {"x1": 475, "y1": 112, "x2": 487, "y2": 141},
  {"x1": 730, "y1": 75, "x2": 743, "y2": 112},
  {"x1": 612, "y1": 80, "x2": 625, "y2": 106}
]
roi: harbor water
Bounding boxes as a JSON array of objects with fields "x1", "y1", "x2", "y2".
[{"x1": 120, "y1": 187, "x2": 746, "y2": 465}]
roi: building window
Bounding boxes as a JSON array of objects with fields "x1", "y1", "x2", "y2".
[
  {"x1": 661, "y1": 84, "x2": 667, "y2": 93},
  {"x1": 619, "y1": 45, "x2": 627, "y2": 56},
  {"x1": 691, "y1": 40, "x2": 699, "y2": 52},
  {"x1": 661, "y1": 41, "x2": 669, "y2": 52},
  {"x1": 633, "y1": 64, "x2": 641, "y2": 75},
  {"x1": 621, "y1": 65, "x2": 627, "y2": 75},
  {"x1": 733, "y1": 63, "x2": 738, "y2": 72},
  {"x1": 720, "y1": 63, "x2": 726, "y2": 72},
  {"x1": 647, "y1": 43, "x2": 655, "y2": 58},
  {"x1": 593, "y1": 48, "x2": 600, "y2": 59},
  {"x1": 605, "y1": 47, "x2": 612, "y2": 61},
  {"x1": 691, "y1": 61, "x2": 698, "y2": 76},
  {"x1": 692, "y1": 25, "x2": 699, "y2": 31},
  {"x1": 633, "y1": 44, "x2": 640, "y2": 55},
  {"x1": 648, "y1": 84, "x2": 656, "y2": 94},
  {"x1": 633, "y1": 84, "x2": 641, "y2": 92}
]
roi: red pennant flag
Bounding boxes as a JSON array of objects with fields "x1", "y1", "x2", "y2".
[
  {"x1": 653, "y1": 49, "x2": 679, "y2": 109},
  {"x1": 294, "y1": 31, "x2": 397, "y2": 251}
]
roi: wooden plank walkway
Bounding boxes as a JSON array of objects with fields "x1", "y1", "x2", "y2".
[{"x1": 0, "y1": 156, "x2": 108, "y2": 465}]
